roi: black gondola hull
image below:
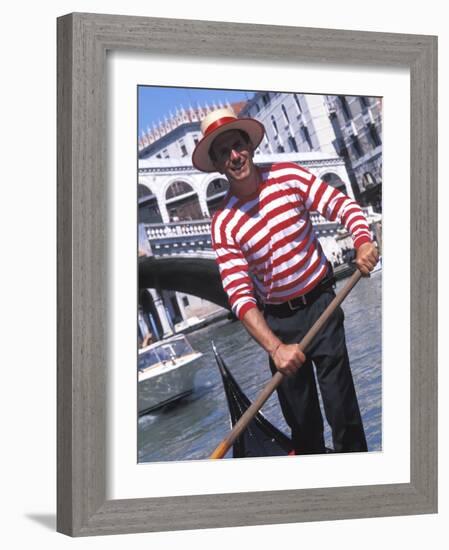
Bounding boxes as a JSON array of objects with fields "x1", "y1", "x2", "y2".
[{"x1": 212, "y1": 343, "x2": 293, "y2": 458}]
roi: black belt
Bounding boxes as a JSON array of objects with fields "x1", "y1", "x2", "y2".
[{"x1": 264, "y1": 276, "x2": 335, "y2": 317}]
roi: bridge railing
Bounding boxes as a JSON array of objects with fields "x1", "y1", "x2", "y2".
[
  {"x1": 143, "y1": 207, "x2": 381, "y2": 257},
  {"x1": 144, "y1": 220, "x2": 212, "y2": 256},
  {"x1": 146, "y1": 220, "x2": 212, "y2": 240}
]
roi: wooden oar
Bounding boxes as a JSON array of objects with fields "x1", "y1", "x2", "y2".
[{"x1": 210, "y1": 269, "x2": 363, "y2": 459}]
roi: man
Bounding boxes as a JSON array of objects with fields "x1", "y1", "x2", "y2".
[{"x1": 192, "y1": 107, "x2": 378, "y2": 455}]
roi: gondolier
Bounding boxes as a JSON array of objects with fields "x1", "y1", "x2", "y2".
[{"x1": 192, "y1": 107, "x2": 378, "y2": 455}]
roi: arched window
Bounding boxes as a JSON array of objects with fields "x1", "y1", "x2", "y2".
[
  {"x1": 166, "y1": 180, "x2": 192, "y2": 199},
  {"x1": 138, "y1": 184, "x2": 162, "y2": 223},
  {"x1": 138, "y1": 183, "x2": 152, "y2": 200},
  {"x1": 165, "y1": 181, "x2": 202, "y2": 221}
]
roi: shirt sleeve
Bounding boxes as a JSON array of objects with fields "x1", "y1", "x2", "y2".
[
  {"x1": 287, "y1": 163, "x2": 372, "y2": 249},
  {"x1": 211, "y1": 216, "x2": 257, "y2": 320}
]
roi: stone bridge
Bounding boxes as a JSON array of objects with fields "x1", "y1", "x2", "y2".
[{"x1": 138, "y1": 207, "x2": 381, "y2": 305}]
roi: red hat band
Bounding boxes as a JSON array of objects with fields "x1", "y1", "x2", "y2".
[{"x1": 204, "y1": 116, "x2": 238, "y2": 137}]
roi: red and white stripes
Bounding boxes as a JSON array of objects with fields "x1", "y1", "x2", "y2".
[{"x1": 211, "y1": 162, "x2": 372, "y2": 320}]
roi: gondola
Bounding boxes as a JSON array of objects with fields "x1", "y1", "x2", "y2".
[{"x1": 212, "y1": 343, "x2": 294, "y2": 458}]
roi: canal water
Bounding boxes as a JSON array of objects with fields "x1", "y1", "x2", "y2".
[{"x1": 138, "y1": 272, "x2": 382, "y2": 462}]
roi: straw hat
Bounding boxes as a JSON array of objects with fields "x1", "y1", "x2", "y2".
[{"x1": 192, "y1": 107, "x2": 265, "y2": 173}]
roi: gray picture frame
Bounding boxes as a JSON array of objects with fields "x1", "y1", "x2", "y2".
[{"x1": 57, "y1": 12, "x2": 438, "y2": 537}]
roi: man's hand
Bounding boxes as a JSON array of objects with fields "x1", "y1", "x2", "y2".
[
  {"x1": 271, "y1": 343, "x2": 306, "y2": 376},
  {"x1": 355, "y1": 242, "x2": 379, "y2": 276},
  {"x1": 239, "y1": 307, "x2": 305, "y2": 376}
]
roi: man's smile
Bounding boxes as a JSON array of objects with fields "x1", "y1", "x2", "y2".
[
  {"x1": 228, "y1": 154, "x2": 251, "y2": 177},
  {"x1": 230, "y1": 160, "x2": 245, "y2": 172}
]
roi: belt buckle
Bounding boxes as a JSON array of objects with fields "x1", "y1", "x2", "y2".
[{"x1": 288, "y1": 295, "x2": 307, "y2": 310}]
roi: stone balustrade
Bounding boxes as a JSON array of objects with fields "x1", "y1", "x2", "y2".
[
  {"x1": 143, "y1": 207, "x2": 381, "y2": 258},
  {"x1": 146, "y1": 220, "x2": 212, "y2": 240}
]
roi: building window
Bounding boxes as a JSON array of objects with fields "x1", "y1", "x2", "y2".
[
  {"x1": 277, "y1": 144, "x2": 285, "y2": 153},
  {"x1": 166, "y1": 181, "x2": 202, "y2": 221},
  {"x1": 262, "y1": 93, "x2": 271, "y2": 107},
  {"x1": 182, "y1": 296, "x2": 189, "y2": 307},
  {"x1": 363, "y1": 172, "x2": 376, "y2": 187},
  {"x1": 351, "y1": 135, "x2": 363, "y2": 158},
  {"x1": 180, "y1": 144, "x2": 188, "y2": 157},
  {"x1": 163, "y1": 148, "x2": 169, "y2": 159},
  {"x1": 288, "y1": 135, "x2": 298, "y2": 152},
  {"x1": 339, "y1": 96, "x2": 351, "y2": 121},
  {"x1": 281, "y1": 104, "x2": 290, "y2": 125},
  {"x1": 324, "y1": 95, "x2": 337, "y2": 116},
  {"x1": 193, "y1": 136, "x2": 199, "y2": 146},
  {"x1": 271, "y1": 115, "x2": 279, "y2": 136},
  {"x1": 368, "y1": 124, "x2": 382, "y2": 147},
  {"x1": 263, "y1": 134, "x2": 272, "y2": 153},
  {"x1": 301, "y1": 126, "x2": 313, "y2": 151},
  {"x1": 360, "y1": 96, "x2": 369, "y2": 108}
]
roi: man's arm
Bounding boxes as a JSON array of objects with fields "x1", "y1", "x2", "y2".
[
  {"x1": 240, "y1": 307, "x2": 305, "y2": 377},
  {"x1": 290, "y1": 165, "x2": 379, "y2": 274}
]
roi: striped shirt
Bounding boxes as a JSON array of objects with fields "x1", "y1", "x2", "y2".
[{"x1": 211, "y1": 162, "x2": 372, "y2": 320}]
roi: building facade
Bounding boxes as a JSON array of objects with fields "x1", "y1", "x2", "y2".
[
  {"x1": 324, "y1": 95, "x2": 382, "y2": 211},
  {"x1": 239, "y1": 91, "x2": 382, "y2": 211}
]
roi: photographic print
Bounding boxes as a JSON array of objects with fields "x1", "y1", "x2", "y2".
[
  {"x1": 57, "y1": 13, "x2": 436, "y2": 535},
  {"x1": 137, "y1": 86, "x2": 383, "y2": 463}
]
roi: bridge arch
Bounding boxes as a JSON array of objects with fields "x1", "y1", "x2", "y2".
[
  {"x1": 164, "y1": 178, "x2": 203, "y2": 221},
  {"x1": 138, "y1": 183, "x2": 163, "y2": 223}
]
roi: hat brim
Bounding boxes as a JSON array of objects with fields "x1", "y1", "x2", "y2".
[{"x1": 192, "y1": 118, "x2": 265, "y2": 173}]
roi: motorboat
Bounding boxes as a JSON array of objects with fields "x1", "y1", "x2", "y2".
[{"x1": 138, "y1": 334, "x2": 203, "y2": 415}]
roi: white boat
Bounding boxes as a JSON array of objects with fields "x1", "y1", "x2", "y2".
[{"x1": 138, "y1": 334, "x2": 203, "y2": 415}]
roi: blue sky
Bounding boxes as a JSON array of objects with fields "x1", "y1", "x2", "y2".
[{"x1": 138, "y1": 85, "x2": 257, "y2": 135}]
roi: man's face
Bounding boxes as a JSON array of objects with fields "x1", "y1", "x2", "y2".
[{"x1": 210, "y1": 130, "x2": 255, "y2": 183}]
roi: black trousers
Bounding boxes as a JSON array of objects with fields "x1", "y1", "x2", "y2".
[{"x1": 265, "y1": 288, "x2": 367, "y2": 455}]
